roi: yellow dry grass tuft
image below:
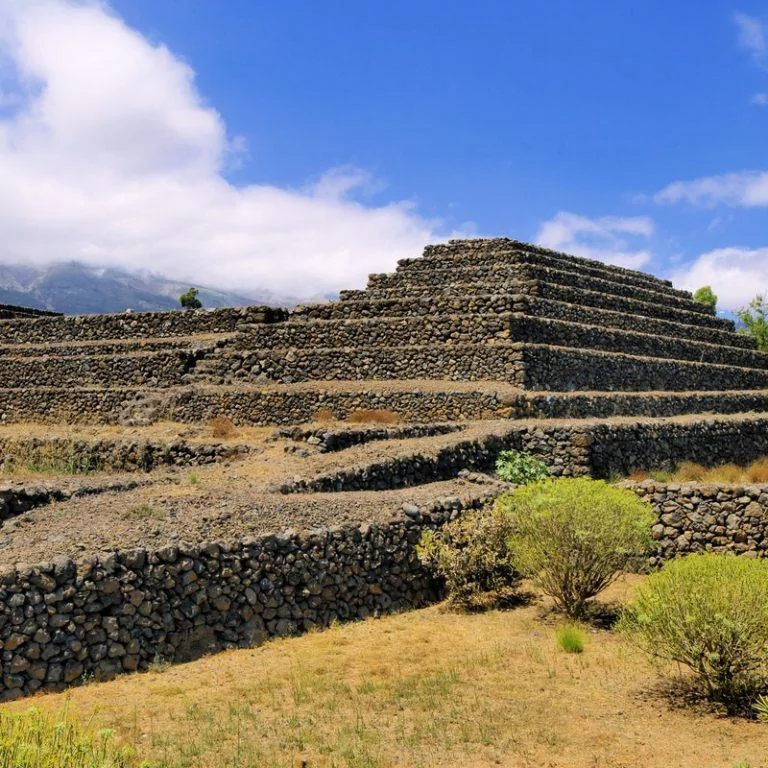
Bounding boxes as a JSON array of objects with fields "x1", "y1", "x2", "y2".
[
  {"x1": 346, "y1": 409, "x2": 399, "y2": 425},
  {"x1": 631, "y1": 456, "x2": 768, "y2": 485},
  {"x1": 8, "y1": 578, "x2": 767, "y2": 768},
  {"x1": 209, "y1": 416, "x2": 237, "y2": 440}
]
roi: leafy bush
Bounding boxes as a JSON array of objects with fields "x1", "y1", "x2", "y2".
[
  {"x1": 556, "y1": 624, "x2": 586, "y2": 654},
  {"x1": 617, "y1": 553, "x2": 768, "y2": 713},
  {"x1": 495, "y1": 450, "x2": 550, "y2": 485},
  {"x1": 693, "y1": 285, "x2": 718, "y2": 310},
  {"x1": 497, "y1": 478, "x2": 654, "y2": 618},
  {"x1": 738, "y1": 293, "x2": 768, "y2": 352},
  {"x1": 416, "y1": 506, "x2": 519, "y2": 607},
  {"x1": 0, "y1": 706, "x2": 134, "y2": 767},
  {"x1": 179, "y1": 286, "x2": 203, "y2": 310}
]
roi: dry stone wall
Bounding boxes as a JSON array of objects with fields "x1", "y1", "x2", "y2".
[
  {"x1": 0, "y1": 305, "x2": 60, "y2": 320},
  {"x1": 0, "y1": 437, "x2": 250, "y2": 474},
  {"x1": 0, "y1": 495, "x2": 488, "y2": 700},
  {"x1": 0, "y1": 306, "x2": 286, "y2": 345},
  {"x1": 626, "y1": 481, "x2": 768, "y2": 562}
]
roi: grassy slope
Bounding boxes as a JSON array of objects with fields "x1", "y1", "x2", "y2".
[{"x1": 6, "y1": 578, "x2": 766, "y2": 768}]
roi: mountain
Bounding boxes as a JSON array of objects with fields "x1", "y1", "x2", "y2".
[{"x1": 0, "y1": 262, "x2": 318, "y2": 314}]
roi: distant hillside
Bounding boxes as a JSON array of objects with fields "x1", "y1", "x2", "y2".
[{"x1": 0, "y1": 262, "x2": 323, "y2": 314}]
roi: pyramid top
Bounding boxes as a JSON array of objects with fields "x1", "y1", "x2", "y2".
[{"x1": 421, "y1": 237, "x2": 673, "y2": 287}]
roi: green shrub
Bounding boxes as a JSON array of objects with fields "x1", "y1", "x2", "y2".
[
  {"x1": 693, "y1": 285, "x2": 718, "y2": 310},
  {"x1": 617, "y1": 553, "x2": 768, "y2": 713},
  {"x1": 495, "y1": 450, "x2": 550, "y2": 485},
  {"x1": 0, "y1": 706, "x2": 134, "y2": 767},
  {"x1": 416, "y1": 506, "x2": 519, "y2": 606},
  {"x1": 556, "y1": 624, "x2": 586, "y2": 654},
  {"x1": 498, "y1": 478, "x2": 654, "y2": 618}
]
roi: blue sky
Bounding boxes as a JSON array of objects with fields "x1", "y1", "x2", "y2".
[{"x1": 0, "y1": 0, "x2": 767, "y2": 306}]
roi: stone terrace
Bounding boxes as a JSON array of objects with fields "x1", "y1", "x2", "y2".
[{"x1": 1, "y1": 237, "x2": 768, "y2": 697}]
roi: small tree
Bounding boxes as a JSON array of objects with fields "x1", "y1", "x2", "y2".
[
  {"x1": 617, "y1": 553, "x2": 768, "y2": 713},
  {"x1": 693, "y1": 285, "x2": 717, "y2": 310},
  {"x1": 179, "y1": 287, "x2": 202, "y2": 310},
  {"x1": 497, "y1": 478, "x2": 654, "y2": 618},
  {"x1": 737, "y1": 293, "x2": 768, "y2": 351}
]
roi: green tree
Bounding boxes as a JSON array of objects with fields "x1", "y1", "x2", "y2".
[
  {"x1": 737, "y1": 294, "x2": 768, "y2": 351},
  {"x1": 179, "y1": 287, "x2": 203, "y2": 310},
  {"x1": 693, "y1": 285, "x2": 717, "y2": 310}
]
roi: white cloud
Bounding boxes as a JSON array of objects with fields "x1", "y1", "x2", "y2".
[
  {"x1": 535, "y1": 211, "x2": 655, "y2": 270},
  {"x1": 734, "y1": 12, "x2": 768, "y2": 69},
  {"x1": 0, "y1": 0, "x2": 462, "y2": 298},
  {"x1": 653, "y1": 171, "x2": 768, "y2": 207},
  {"x1": 751, "y1": 92, "x2": 768, "y2": 105},
  {"x1": 672, "y1": 247, "x2": 768, "y2": 310}
]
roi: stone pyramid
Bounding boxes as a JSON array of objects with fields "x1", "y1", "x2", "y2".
[{"x1": 1, "y1": 237, "x2": 768, "y2": 430}]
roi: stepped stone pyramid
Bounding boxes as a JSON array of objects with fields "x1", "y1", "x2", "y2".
[{"x1": 1, "y1": 237, "x2": 768, "y2": 430}]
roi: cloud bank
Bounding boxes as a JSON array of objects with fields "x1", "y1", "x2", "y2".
[
  {"x1": 654, "y1": 171, "x2": 768, "y2": 208},
  {"x1": 671, "y1": 247, "x2": 768, "y2": 310},
  {"x1": 535, "y1": 211, "x2": 654, "y2": 270},
  {"x1": 0, "y1": 0, "x2": 459, "y2": 297}
]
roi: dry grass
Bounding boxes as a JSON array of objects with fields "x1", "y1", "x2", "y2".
[
  {"x1": 10, "y1": 578, "x2": 768, "y2": 768},
  {"x1": 630, "y1": 456, "x2": 768, "y2": 485},
  {"x1": 314, "y1": 408, "x2": 337, "y2": 423},
  {"x1": 209, "y1": 416, "x2": 237, "y2": 439},
  {"x1": 346, "y1": 409, "x2": 399, "y2": 425}
]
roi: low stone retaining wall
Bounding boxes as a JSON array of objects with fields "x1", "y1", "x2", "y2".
[
  {"x1": 277, "y1": 424, "x2": 590, "y2": 493},
  {"x1": 276, "y1": 423, "x2": 461, "y2": 453},
  {"x1": 0, "y1": 494, "x2": 489, "y2": 700},
  {"x1": 0, "y1": 479, "x2": 149, "y2": 522},
  {"x1": 404, "y1": 246, "x2": 679, "y2": 295},
  {"x1": 0, "y1": 438, "x2": 250, "y2": 474},
  {"x1": 626, "y1": 481, "x2": 768, "y2": 562},
  {"x1": 0, "y1": 306, "x2": 286, "y2": 345}
]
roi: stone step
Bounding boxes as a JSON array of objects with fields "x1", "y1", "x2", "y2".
[
  {"x1": 509, "y1": 315, "x2": 768, "y2": 369},
  {"x1": 236, "y1": 313, "x2": 512, "y2": 349},
  {"x1": 192, "y1": 341, "x2": 768, "y2": 391},
  {"x1": 291, "y1": 292, "x2": 521, "y2": 321},
  {"x1": 2, "y1": 381, "x2": 768, "y2": 425},
  {"x1": 394, "y1": 247, "x2": 686, "y2": 298},
  {"x1": 0, "y1": 335, "x2": 231, "y2": 358},
  {"x1": 239, "y1": 312, "x2": 766, "y2": 368},
  {"x1": 191, "y1": 343, "x2": 523, "y2": 385},
  {"x1": 0, "y1": 306, "x2": 286, "y2": 345},
  {"x1": 420, "y1": 238, "x2": 675, "y2": 288},
  {"x1": 330, "y1": 282, "x2": 734, "y2": 330},
  {"x1": 361, "y1": 262, "x2": 713, "y2": 317},
  {"x1": 518, "y1": 343, "x2": 768, "y2": 391},
  {"x1": 517, "y1": 295, "x2": 756, "y2": 349},
  {"x1": 0, "y1": 349, "x2": 201, "y2": 388}
]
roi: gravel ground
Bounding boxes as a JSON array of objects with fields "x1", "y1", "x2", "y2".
[{"x1": 0, "y1": 478, "x2": 498, "y2": 564}]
